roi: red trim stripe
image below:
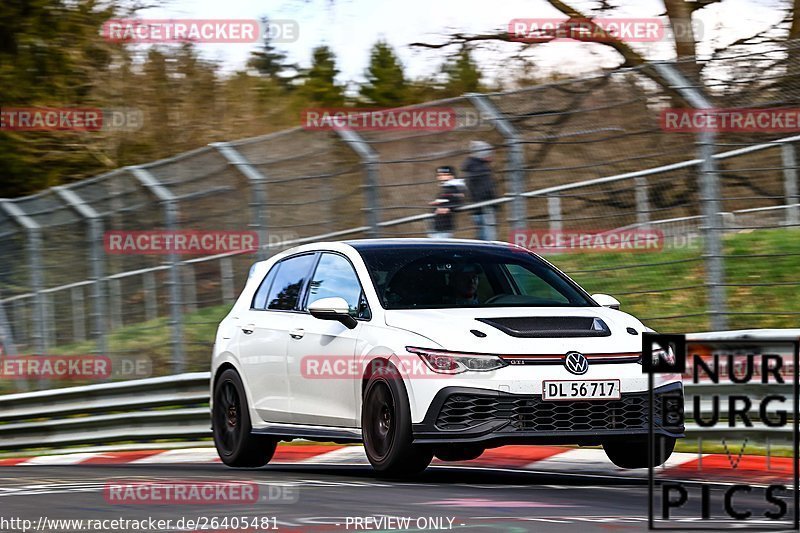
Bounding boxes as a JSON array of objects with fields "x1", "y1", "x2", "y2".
[{"x1": 500, "y1": 352, "x2": 640, "y2": 360}]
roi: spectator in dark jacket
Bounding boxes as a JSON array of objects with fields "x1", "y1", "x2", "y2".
[
  {"x1": 462, "y1": 140, "x2": 498, "y2": 240},
  {"x1": 428, "y1": 166, "x2": 467, "y2": 239}
]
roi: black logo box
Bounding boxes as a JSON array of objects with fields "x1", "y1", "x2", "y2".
[{"x1": 644, "y1": 333, "x2": 799, "y2": 531}]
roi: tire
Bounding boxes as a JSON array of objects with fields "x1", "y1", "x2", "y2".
[
  {"x1": 361, "y1": 364, "x2": 432, "y2": 477},
  {"x1": 213, "y1": 368, "x2": 277, "y2": 467},
  {"x1": 434, "y1": 446, "x2": 485, "y2": 462},
  {"x1": 603, "y1": 435, "x2": 676, "y2": 469}
]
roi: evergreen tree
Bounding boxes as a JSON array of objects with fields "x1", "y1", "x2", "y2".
[
  {"x1": 359, "y1": 40, "x2": 408, "y2": 106},
  {"x1": 299, "y1": 45, "x2": 344, "y2": 106},
  {"x1": 247, "y1": 17, "x2": 295, "y2": 87},
  {"x1": 0, "y1": 0, "x2": 118, "y2": 196},
  {"x1": 441, "y1": 47, "x2": 483, "y2": 97}
]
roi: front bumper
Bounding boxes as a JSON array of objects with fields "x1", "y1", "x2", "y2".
[{"x1": 412, "y1": 382, "x2": 684, "y2": 446}]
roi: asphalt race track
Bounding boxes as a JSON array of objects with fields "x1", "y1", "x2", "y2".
[{"x1": 0, "y1": 463, "x2": 791, "y2": 532}]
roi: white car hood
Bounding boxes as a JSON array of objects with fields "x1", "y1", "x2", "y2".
[{"x1": 384, "y1": 306, "x2": 645, "y2": 354}]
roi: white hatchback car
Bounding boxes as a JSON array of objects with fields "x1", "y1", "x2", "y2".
[{"x1": 211, "y1": 239, "x2": 683, "y2": 476}]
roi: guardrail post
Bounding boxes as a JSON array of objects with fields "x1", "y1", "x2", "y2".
[
  {"x1": 654, "y1": 62, "x2": 727, "y2": 330},
  {"x1": 547, "y1": 194, "x2": 563, "y2": 231},
  {"x1": 131, "y1": 167, "x2": 185, "y2": 373},
  {"x1": 635, "y1": 176, "x2": 650, "y2": 227},
  {"x1": 468, "y1": 94, "x2": 527, "y2": 231},
  {"x1": 212, "y1": 143, "x2": 270, "y2": 261},
  {"x1": 335, "y1": 128, "x2": 381, "y2": 237},
  {"x1": 52, "y1": 186, "x2": 107, "y2": 354},
  {"x1": 0, "y1": 202, "x2": 46, "y2": 354},
  {"x1": 782, "y1": 143, "x2": 799, "y2": 227}
]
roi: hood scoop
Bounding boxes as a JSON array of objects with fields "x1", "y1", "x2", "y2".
[{"x1": 475, "y1": 316, "x2": 611, "y2": 338}]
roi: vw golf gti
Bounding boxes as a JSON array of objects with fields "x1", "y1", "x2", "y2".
[{"x1": 211, "y1": 239, "x2": 683, "y2": 476}]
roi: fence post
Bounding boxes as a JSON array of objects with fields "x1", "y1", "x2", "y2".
[
  {"x1": 782, "y1": 143, "x2": 799, "y2": 227},
  {"x1": 212, "y1": 142, "x2": 270, "y2": 260},
  {"x1": 131, "y1": 166, "x2": 185, "y2": 373},
  {"x1": 547, "y1": 194, "x2": 563, "y2": 231},
  {"x1": 0, "y1": 201, "x2": 46, "y2": 354},
  {"x1": 109, "y1": 278, "x2": 122, "y2": 330},
  {"x1": 183, "y1": 263, "x2": 198, "y2": 314},
  {"x1": 654, "y1": 62, "x2": 727, "y2": 330},
  {"x1": 71, "y1": 286, "x2": 86, "y2": 342},
  {"x1": 43, "y1": 292, "x2": 55, "y2": 350},
  {"x1": 335, "y1": 128, "x2": 381, "y2": 237},
  {"x1": 12, "y1": 299, "x2": 26, "y2": 349},
  {"x1": 52, "y1": 186, "x2": 107, "y2": 355},
  {"x1": 635, "y1": 176, "x2": 651, "y2": 227},
  {"x1": 220, "y1": 257, "x2": 234, "y2": 303},
  {"x1": 0, "y1": 297, "x2": 17, "y2": 358},
  {"x1": 143, "y1": 271, "x2": 157, "y2": 322},
  {"x1": 0, "y1": 295, "x2": 24, "y2": 391},
  {"x1": 467, "y1": 94, "x2": 527, "y2": 231}
]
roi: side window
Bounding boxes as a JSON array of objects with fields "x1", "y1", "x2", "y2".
[
  {"x1": 266, "y1": 254, "x2": 317, "y2": 311},
  {"x1": 306, "y1": 253, "x2": 368, "y2": 318},
  {"x1": 251, "y1": 264, "x2": 279, "y2": 309}
]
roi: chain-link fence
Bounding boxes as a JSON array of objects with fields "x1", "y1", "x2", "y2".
[{"x1": 2, "y1": 42, "x2": 799, "y2": 391}]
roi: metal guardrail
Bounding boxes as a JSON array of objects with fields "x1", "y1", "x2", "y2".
[
  {"x1": 0, "y1": 373, "x2": 210, "y2": 450},
  {"x1": 0, "y1": 331, "x2": 795, "y2": 451}
]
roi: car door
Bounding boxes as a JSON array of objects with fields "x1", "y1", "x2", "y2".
[
  {"x1": 237, "y1": 253, "x2": 317, "y2": 424},
  {"x1": 286, "y1": 252, "x2": 369, "y2": 427}
]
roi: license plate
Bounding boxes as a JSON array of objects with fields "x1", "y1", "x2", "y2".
[{"x1": 542, "y1": 380, "x2": 621, "y2": 401}]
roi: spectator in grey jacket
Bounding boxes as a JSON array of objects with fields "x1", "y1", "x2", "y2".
[{"x1": 462, "y1": 140, "x2": 498, "y2": 240}]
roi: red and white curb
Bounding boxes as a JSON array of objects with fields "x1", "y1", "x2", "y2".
[{"x1": 0, "y1": 445, "x2": 792, "y2": 483}]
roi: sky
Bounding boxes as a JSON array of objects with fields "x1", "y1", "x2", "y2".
[{"x1": 136, "y1": 0, "x2": 786, "y2": 87}]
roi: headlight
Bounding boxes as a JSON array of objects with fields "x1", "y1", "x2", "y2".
[
  {"x1": 639, "y1": 342, "x2": 676, "y2": 366},
  {"x1": 406, "y1": 346, "x2": 508, "y2": 374}
]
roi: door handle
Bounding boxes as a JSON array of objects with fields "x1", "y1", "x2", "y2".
[
  {"x1": 289, "y1": 328, "x2": 305, "y2": 339},
  {"x1": 241, "y1": 326, "x2": 254, "y2": 335}
]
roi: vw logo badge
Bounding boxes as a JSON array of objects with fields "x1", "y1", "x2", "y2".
[{"x1": 564, "y1": 351, "x2": 589, "y2": 375}]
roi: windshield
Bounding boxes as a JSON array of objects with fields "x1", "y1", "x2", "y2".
[{"x1": 357, "y1": 246, "x2": 595, "y2": 310}]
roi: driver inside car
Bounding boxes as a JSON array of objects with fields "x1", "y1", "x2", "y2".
[{"x1": 446, "y1": 264, "x2": 481, "y2": 305}]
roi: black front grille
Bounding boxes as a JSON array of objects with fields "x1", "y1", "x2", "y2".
[{"x1": 435, "y1": 391, "x2": 680, "y2": 433}]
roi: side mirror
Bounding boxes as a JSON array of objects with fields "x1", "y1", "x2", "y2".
[
  {"x1": 591, "y1": 293, "x2": 620, "y2": 310},
  {"x1": 308, "y1": 297, "x2": 358, "y2": 329}
]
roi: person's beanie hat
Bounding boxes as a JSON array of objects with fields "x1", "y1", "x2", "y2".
[{"x1": 470, "y1": 140, "x2": 493, "y2": 160}]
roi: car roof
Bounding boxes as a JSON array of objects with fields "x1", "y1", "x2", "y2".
[
  {"x1": 342, "y1": 238, "x2": 518, "y2": 251},
  {"x1": 258, "y1": 239, "x2": 529, "y2": 267}
]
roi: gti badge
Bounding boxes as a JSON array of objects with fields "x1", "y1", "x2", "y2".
[{"x1": 564, "y1": 351, "x2": 588, "y2": 375}]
